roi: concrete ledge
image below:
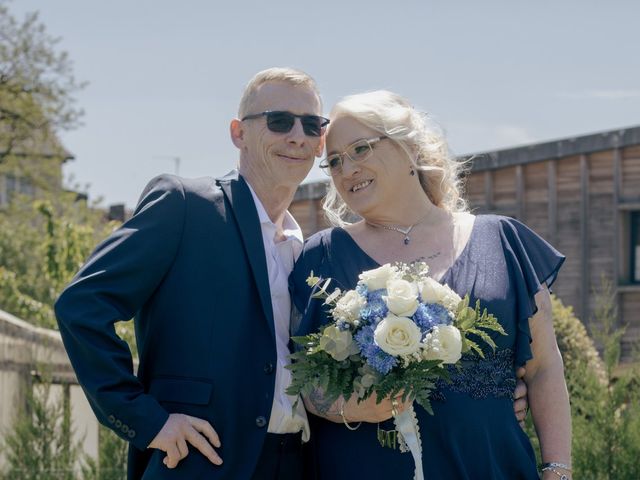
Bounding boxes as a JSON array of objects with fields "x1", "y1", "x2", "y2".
[{"x1": 0, "y1": 309, "x2": 76, "y2": 382}]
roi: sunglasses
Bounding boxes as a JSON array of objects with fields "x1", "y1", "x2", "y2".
[
  {"x1": 241, "y1": 110, "x2": 330, "y2": 137},
  {"x1": 319, "y1": 136, "x2": 387, "y2": 175}
]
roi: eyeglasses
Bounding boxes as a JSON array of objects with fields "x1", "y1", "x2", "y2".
[
  {"x1": 241, "y1": 110, "x2": 330, "y2": 137},
  {"x1": 319, "y1": 136, "x2": 387, "y2": 175}
]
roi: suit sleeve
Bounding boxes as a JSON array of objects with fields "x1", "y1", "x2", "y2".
[{"x1": 54, "y1": 174, "x2": 186, "y2": 450}]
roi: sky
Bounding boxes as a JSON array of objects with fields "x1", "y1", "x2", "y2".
[{"x1": 9, "y1": 0, "x2": 640, "y2": 209}]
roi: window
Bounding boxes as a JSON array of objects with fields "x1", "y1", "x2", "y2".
[{"x1": 5, "y1": 174, "x2": 35, "y2": 201}]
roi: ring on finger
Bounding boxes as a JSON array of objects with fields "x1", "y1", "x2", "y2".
[{"x1": 391, "y1": 398, "x2": 399, "y2": 417}]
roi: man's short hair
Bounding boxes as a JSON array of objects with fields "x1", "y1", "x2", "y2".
[{"x1": 238, "y1": 67, "x2": 321, "y2": 118}]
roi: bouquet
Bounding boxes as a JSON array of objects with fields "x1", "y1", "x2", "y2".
[{"x1": 287, "y1": 262, "x2": 505, "y2": 480}]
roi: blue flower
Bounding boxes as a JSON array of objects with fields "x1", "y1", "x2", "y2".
[
  {"x1": 356, "y1": 283, "x2": 368, "y2": 297},
  {"x1": 354, "y1": 325, "x2": 397, "y2": 374},
  {"x1": 360, "y1": 289, "x2": 389, "y2": 324},
  {"x1": 354, "y1": 325, "x2": 375, "y2": 350},
  {"x1": 413, "y1": 303, "x2": 451, "y2": 333},
  {"x1": 366, "y1": 348, "x2": 397, "y2": 375}
]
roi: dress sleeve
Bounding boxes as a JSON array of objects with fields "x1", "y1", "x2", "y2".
[
  {"x1": 289, "y1": 231, "x2": 330, "y2": 337},
  {"x1": 498, "y1": 217, "x2": 566, "y2": 366}
]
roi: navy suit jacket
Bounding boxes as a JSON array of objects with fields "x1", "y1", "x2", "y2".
[{"x1": 55, "y1": 171, "x2": 280, "y2": 479}]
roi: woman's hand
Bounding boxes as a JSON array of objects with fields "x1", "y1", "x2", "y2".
[{"x1": 343, "y1": 392, "x2": 413, "y2": 423}]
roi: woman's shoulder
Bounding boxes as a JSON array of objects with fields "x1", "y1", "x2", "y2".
[
  {"x1": 470, "y1": 213, "x2": 533, "y2": 235},
  {"x1": 302, "y1": 226, "x2": 351, "y2": 253}
]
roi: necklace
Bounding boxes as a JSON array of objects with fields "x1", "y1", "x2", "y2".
[{"x1": 365, "y1": 212, "x2": 431, "y2": 246}]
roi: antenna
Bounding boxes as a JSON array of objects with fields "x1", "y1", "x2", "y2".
[{"x1": 153, "y1": 155, "x2": 181, "y2": 176}]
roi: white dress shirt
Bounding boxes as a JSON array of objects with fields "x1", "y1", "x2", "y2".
[{"x1": 246, "y1": 182, "x2": 310, "y2": 441}]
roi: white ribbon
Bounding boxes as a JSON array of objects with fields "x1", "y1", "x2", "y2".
[{"x1": 393, "y1": 404, "x2": 424, "y2": 480}]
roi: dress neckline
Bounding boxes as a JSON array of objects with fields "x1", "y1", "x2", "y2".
[{"x1": 334, "y1": 215, "x2": 480, "y2": 284}]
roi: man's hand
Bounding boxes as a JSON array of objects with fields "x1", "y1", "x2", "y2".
[
  {"x1": 514, "y1": 367, "x2": 529, "y2": 428},
  {"x1": 148, "y1": 413, "x2": 223, "y2": 469}
]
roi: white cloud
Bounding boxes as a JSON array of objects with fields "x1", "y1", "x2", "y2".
[{"x1": 493, "y1": 125, "x2": 536, "y2": 146}]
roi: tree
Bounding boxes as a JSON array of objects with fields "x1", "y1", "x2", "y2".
[
  {"x1": 569, "y1": 281, "x2": 640, "y2": 479},
  {"x1": 0, "y1": 0, "x2": 84, "y2": 164},
  {"x1": 524, "y1": 285, "x2": 640, "y2": 479},
  {"x1": 1, "y1": 371, "x2": 87, "y2": 480},
  {"x1": 0, "y1": 191, "x2": 117, "y2": 327}
]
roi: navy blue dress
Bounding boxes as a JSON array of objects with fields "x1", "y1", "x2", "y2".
[{"x1": 290, "y1": 215, "x2": 565, "y2": 480}]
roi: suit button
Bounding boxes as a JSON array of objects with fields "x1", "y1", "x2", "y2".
[
  {"x1": 115, "y1": 419, "x2": 122, "y2": 428},
  {"x1": 128, "y1": 429, "x2": 136, "y2": 438},
  {"x1": 264, "y1": 362, "x2": 274, "y2": 374},
  {"x1": 108, "y1": 415, "x2": 115, "y2": 424},
  {"x1": 122, "y1": 425, "x2": 129, "y2": 434},
  {"x1": 255, "y1": 416, "x2": 267, "y2": 428}
]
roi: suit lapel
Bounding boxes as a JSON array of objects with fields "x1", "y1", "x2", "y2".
[{"x1": 217, "y1": 171, "x2": 276, "y2": 342}]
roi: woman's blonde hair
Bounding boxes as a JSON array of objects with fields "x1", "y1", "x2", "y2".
[{"x1": 323, "y1": 90, "x2": 468, "y2": 226}]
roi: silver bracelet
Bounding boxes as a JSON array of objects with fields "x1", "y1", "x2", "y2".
[
  {"x1": 541, "y1": 462, "x2": 572, "y2": 471},
  {"x1": 541, "y1": 462, "x2": 571, "y2": 480},
  {"x1": 339, "y1": 399, "x2": 362, "y2": 431}
]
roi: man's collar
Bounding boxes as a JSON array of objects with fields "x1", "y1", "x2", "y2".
[{"x1": 244, "y1": 176, "x2": 303, "y2": 243}]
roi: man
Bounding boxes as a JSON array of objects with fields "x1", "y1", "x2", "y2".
[
  {"x1": 55, "y1": 67, "x2": 325, "y2": 479},
  {"x1": 56, "y1": 67, "x2": 528, "y2": 479}
]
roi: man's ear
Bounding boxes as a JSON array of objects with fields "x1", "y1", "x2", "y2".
[{"x1": 230, "y1": 119, "x2": 244, "y2": 149}]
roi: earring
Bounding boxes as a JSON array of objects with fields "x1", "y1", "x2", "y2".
[{"x1": 410, "y1": 169, "x2": 415, "y2": 176}]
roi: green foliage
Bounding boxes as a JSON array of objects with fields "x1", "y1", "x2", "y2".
[
  {"x1": 569, "y1": 281, "x2": 640, "y2": 479},
  {"x1": 0, "y1": 374, "x2": 87, "y2": 480},
  {"x1": 0, "y1": 191, "x2": 117, "y2": 329},
  {"x1": 0, "y1": 0, "x2": 85, "y2": 162},
  {"x1": 525, "y1": 286, "x2": 640, "y2": 479},
  {"x1": 551, "y1": 294, "x2": 607, "y2": 391},
  {"x1": 287, "y1": 331, "x2": 354, "y2": 405},
  {"x1": 455, "y1": 296, "x2": 506, "y2": 357},
  {"x1": 288, "y1": 280, "x2": 505, "y2": 419},
  {"x1": 82, "y1": 426, "x2": 128, "y2": 480}
]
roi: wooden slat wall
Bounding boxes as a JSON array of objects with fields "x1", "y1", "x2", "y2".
[
  {"x1": 587, "y1": 153, "x2": 616, "y2": 321},
  {"x1": 621, "y1": 147, "x2": 640, "y2": 201},
  {"x1": 621, "y1": 292, "x2": 640, "y2": 360},
  {"x1": 524, "y1": 161, "x2": 550, "y2": 239},
  {"x1": 553, "y1": 155, "x2": 582, "y2": 322},
  {"x1": 289, "y1": 200, "x2": 319, "y2": 238},
  {"x1": 464, "y1": 172, "x2": 485, "y2": 210},
  {"x1": 493, "y1": 167, "x2": 518, "y2": 217}
]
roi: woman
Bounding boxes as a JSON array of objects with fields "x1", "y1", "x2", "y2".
[{"x1": 290, "y1": 91, "x2": 572, "y2": 479}]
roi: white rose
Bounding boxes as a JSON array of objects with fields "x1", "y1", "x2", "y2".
[
  {"x1": 420, "y1": 277, "x2": 462, "y2": 311},
  {"x1": 374, "y1": 314, "x2": 422, "y2": 357},
  {"x1": 319, "y1": 325, "x2": 359, "y2": 361},
  {"x1": 333, "y1": 290, "x2": 366, "y2": 324},
  {"x1": 358, "y1": 264, "x2": 399, "y2": 291},
  {"x1": 422, "y1": 325, "x2": 462, "y2": 364},
  {"x1": 384, "y1": 279, "x2": 419, "y2": 317}
]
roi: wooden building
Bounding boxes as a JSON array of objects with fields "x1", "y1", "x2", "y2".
[{"x1": 291, "y1": 125, "x2": 640, "y2": 361}]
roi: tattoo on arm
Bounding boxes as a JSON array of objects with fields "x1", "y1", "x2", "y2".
[{"x1": 308, "y1": 389, "x2": 340, "y2": 418}]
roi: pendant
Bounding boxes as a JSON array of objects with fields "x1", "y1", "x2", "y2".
[
  {"x1": 404, "y1": 236, "x2": 410, "y2": 245},
  {"x1": 377, "y1": 425, "x2": 398, "y2": 449}
]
